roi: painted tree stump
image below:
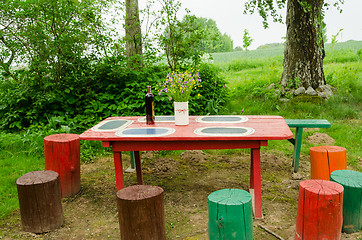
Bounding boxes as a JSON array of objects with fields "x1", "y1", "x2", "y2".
[
  {"x1": 310, "y1": 145, "x2": 347, "y2": 180},
  {"x1": 16, "y1": 170, "x2": 64, "y2": 233},
  {"x1": 44, "y1": 133, "x2": 80, "y2": 197},
  {"x1": 208, "y1": 189, "x2": 253, "y2": 240},
  {"x1": 330, "y1": 170, "x2": 362, "y2": 233},
  {"x1": 295, "y1": 180, "x2": 344, "y2": 240},
  {"x1": 116, "y1": 185, "x2": 166, "y2": 240}
]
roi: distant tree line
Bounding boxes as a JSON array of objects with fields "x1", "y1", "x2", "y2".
[{"x1": 194, "y1": 18, "x2": 234, "y2": 53}]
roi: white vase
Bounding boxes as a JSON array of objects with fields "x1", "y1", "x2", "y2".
[{"x1": 174, "y1": 101, "x2": 189, "y2": 125}]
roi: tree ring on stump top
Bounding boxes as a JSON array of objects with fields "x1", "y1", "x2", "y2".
[
  {"x1": 331, "y1": 170, "x2": 362, "y2": 188},
  {"x1": 310, "y1": 145, "x2": 346, "y2": 153},
  {"x1": 299, "y1": 180, "x2": 344, "y2": 196},
  {"x1": 117, "y1": 185, "x2": 164, "y2": 201},
  {"x1": 16, "y1": 170, "x2": 59, "y2": 186},
  {"x1": 44, "y1": 133, "x2": 79, "y2": 142}
]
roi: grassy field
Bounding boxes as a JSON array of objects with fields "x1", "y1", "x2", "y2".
[
  {"x1": 215, "y1": 41, "x2": 361, "y2": 168},
  {"x1": 0, "y1": 131, "x2": 109, "y2": 219},
  {"x1": 212, "y1": 40, "x2": 362, "y2": 63},
  {"x1": 0, "y1": 40, "x2": 361, "y2": 224}
]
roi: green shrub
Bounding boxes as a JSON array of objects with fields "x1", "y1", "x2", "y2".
[
  {"x1": 0, "y1": 57, "x2": 229, "y2": 131},
  {"x1": 192, "y1": 63, "x2": 229, "y2": 115},
  {"x1": 156, "y1": 63, "x2": 230, "y2": 115},
  {"x1": 357, "y1": 48, "x2": 362, "y2": 57}
]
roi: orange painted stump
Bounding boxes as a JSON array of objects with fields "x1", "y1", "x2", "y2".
[
  {"x1": 310, "y1": 146, "x2": 347, "y2": 180},
  {"x1": 44, "y1": 134, "x2": 80, "y2": 198},
  {"x1": 295, "y1": 180, "x2": 344, "y2": 240}
]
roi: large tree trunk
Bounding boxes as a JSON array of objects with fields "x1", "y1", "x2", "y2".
[
  {"x1": 281, "y1": 0, "x2": 326, "y2": 90},
  {"x1": 125, "y1": 0, "x2": 143, "y2": 63}
]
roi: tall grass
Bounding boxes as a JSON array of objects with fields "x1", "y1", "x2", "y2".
[
  {"x1": 222, "y1": 44, "x2": 361, "y2": 168},
  {"x1": 212, "y1": 47, "x2": 284, "y2": 63},
  {"x1": 0, "y1": 132, "x2": 44, "y2": 219},
  {"x1": 0, "y1": 130, "x2": 109, "y2": 219}
]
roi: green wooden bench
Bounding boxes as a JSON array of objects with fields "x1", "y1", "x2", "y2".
[
  {"x1": 125, "y1": 151, "x2": 136, "y2": 173},
  {"x1": 285, "y1": 119, "x2": 331, "y2": 172}
]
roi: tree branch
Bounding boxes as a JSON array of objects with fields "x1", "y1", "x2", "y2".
[{"x1": 0, "y1": 35, "x2": 19, "y2": 81}]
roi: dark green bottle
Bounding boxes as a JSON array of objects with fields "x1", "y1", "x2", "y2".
[{"x1": 145, "y1": 86, "x2": 155, "y2": 125}]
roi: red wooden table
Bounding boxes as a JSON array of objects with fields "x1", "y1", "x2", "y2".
[{"x1": 80, "y1": 115, "x2": 292, "y2": 219}]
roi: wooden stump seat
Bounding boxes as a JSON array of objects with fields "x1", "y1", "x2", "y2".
[
  {"x1": 331, "y1": 170, "x2": 362, "y2": 233},
  {"x1": 295, "y1": 180, "x2": 344, "y2": 240},
  {"x1": 16, "y1": 170, "x2": 63, "y2": 233},
  {"x1": 208, "y1": 189, "x2": 253, "y2": 240},
  {"x1": 309, "y1": 145, "x2": 347, "y2": 180},
  {"x1": 116, "y1": 185, "x2": 166, "y2": 240},
  {"x1": 44, "y1": 133, "x2": 80, "y2": 197}
]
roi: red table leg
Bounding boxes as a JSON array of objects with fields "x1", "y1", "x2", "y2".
[
  {"x1": 134, "y1": 151, "x2": 144, "y2": 185},
  {"x1": 250, "y1": 148, "x2": 263, "y2": 219},
  {"x1": 113, "y1": 152, "x2": 124, "y2": 191},
  {"x1": 250, "y1": 151, "x2": 254, "y2": 189}
]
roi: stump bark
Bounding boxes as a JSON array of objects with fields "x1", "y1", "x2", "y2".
[
  {"x1": 208, "y1": 189, "x2": 253, "y2": 240},
  {"x1": 331, "y1": 170, "x2": 362, "y2": 233},
  {"x1": 44, "y1": 133, "x2": 80, "y2": 197},
  {"x1": 295, "y1": 180, "x2": 344, "y2": 240},
  {"x1": 16, "y1": 170, "x2": 64, "y2": 233},
  {"x1": 116, "y1": 185, "x2": 166, "y2": 240},
  {"x1": 309, "y1": 145, "x2": 347, "y2": 180}
]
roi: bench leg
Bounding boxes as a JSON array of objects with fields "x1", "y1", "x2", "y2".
[
  {"x1": 293, "y1": 127, "x2": 303, "y2": 173},
  {"x1": 125, "y1": 151, "x2": 136, "y2": 173}
]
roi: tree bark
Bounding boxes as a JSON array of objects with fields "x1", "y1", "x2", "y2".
[
  {"x1": 125, "y1": 0, "x2": 143, "y2": 65},
  {"x1": 281, "y1": 0, "x2": 326, "y2": 90}
]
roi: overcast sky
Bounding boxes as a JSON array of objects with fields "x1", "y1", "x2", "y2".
[{"x1": 139, "y1": 0, "x2": 362, "y2": 50}]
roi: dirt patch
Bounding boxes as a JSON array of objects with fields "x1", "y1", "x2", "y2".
[
  {"x1": 1, "y1": 150, "x2": 361, "y2": 239},
  {"x1": 179, "y1": 150, "x2": 208, "y2": 164},
  {"x1": 306, "y1": 132, "x2": 336, "y2": 145}
]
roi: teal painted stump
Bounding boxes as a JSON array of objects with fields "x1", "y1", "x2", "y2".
[
  {"x1": 330, "y1": 170, "x2": 362, "y2": 233},
  {"x1": 208, "y1": 189, "x2": 253, "y2": 240}
]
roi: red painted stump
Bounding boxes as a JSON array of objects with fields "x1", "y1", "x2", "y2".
[
  {"x1": 295, "y1": 180, "x2": 344, "y2": 240},
  {"x1": 44, "y1": 134, "x2": 80, "y2": 198}
]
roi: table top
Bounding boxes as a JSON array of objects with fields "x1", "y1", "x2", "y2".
[{"x1": 79, "y1": 115, "x2": 293, "y2": 142}]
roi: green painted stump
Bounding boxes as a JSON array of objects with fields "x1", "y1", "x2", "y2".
[
  {"x1": 330, "y1": 170, "x2": 362, "y2": 233},
  {"x1": 208, "y1": 189, "x2": 253, "y2": 240}
]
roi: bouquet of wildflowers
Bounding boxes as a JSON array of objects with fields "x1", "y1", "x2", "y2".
[{"x1": 158, "y1": 70, "x2": 202, "y2": 102}]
